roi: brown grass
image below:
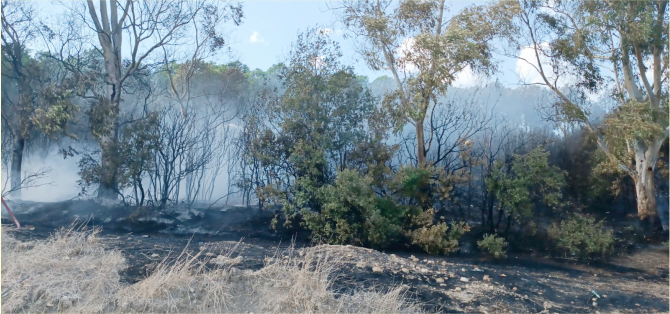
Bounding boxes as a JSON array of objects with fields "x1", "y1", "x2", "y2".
[
  {"x1": 1, "y1": 223, "x2": 126, "y2": 313},
  {"x1": 1, "y1": 225, "x2": 424, "y2": 313}
]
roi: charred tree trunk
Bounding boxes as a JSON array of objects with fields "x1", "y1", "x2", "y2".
[
  {"x1": 10, "y1": 136, "x2": 25, "y2": 198},
  {"x1": 416, "y1": 118, "x2": 426, "y2": 165}
]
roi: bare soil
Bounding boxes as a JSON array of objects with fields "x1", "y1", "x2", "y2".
[{"x1": 3, "y1": 200, "x2": 668, "y2": 313}]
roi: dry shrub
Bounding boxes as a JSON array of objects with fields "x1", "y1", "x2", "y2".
[
  {"x1": 1, "y1": 223, "x2": 126, "y2": 313},
  {"x1": 2, "y1": 226, "x2": 424, "y2": 314}
]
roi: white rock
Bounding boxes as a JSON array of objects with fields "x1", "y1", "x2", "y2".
[
  {"x1": 151, "y1": 253, "x2": 159, "y2": 258},
  {"x1": 372, "y1": 266, "x2": 383, "y2": 273},
  {"x1": 435, "y1": 278, "x2": 445, "y2": 284},
  {"x1": 460, "y1": 277, "x2": 469, "y2": 282}
]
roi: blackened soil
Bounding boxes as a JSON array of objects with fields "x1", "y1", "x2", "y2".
[{"x1": 3, "y1": 200, "x2": 669, "y2": 313}]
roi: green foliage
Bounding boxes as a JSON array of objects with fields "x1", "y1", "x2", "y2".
[
  {"x1": 487, "y1": 146, "x2": 566, "y2": 228},
  {"x1": 301, "y1": 167, "x2": 469, "y2": 254},
  {"x1": 240, "y1": 28, "x2": 396, "y2": 226},
  {"x1": 548, "y1": 214, "x2": 615, "y2": 259},
  {"x1": 477, "y1": 234, "x2": 508, "y2": 259},
  {"x1": 303, "y1": 169, "x2": 406, "y2": 248}
]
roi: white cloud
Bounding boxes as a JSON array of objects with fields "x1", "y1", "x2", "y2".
[
  {"x1": 250, "y1": 31, "x2": 268, "y2": 45},
  {"x1": 452, "y1": 65, "x2": 488, "y2": 88},
  {"x1": 317, "y1": 28, "x2": 333, "y2": 36}
]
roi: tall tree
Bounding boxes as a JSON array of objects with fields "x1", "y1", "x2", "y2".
[
  {"x1": 2, "y1": 0, "x2": 77, "y2": 198},
  {"x1": 67, "y1": 0, "x2": 241, "y2": 200},
  {"x1": 334, "y1": 0, "x2": 497, "y2": 165},
  {"x1": 1, "y1": 0, "x2": 35, "y2": 198},
  {"x1": 487, "y1": 0, "x2": 668, "y2": 225}
]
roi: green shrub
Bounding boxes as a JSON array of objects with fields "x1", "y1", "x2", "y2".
[
  {"x1": 303, "y1": 169, "x2": 406, "y2": 248},
  {"x1": 302, "y1": 169, "x2": 470, "y2": 254},
  {"x1": 403, "y1": 207, "x2": 470, "y2": 254},
  {"x1": 548, "y1": 214, "x2": 614, "y2": 259},
  {"x1": 477, "y1": 234, "x2": 508, "y2": 259}
]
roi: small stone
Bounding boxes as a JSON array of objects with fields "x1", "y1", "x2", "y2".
[
  {"x1": 356, "y1": 261, "x2": 366, "y2": 268},
  {"x1": 571, "y1": 301, "x2": 574, "y2": 304},
  {"x1": 472, "y1": 267, "x2": 483, "y2": 272},
  {"x1": 512, "y1": 287, "x2": 518, "y2": 291},
  {"x1": 439, "y1": 283, "x2": 446, "y2": 287},
  {"x1": 372, "y1": 266, "x2": 383, "y2": 273},
  {"x1": 435, "y1": 278, "x2": 445, "y2": 283},
  {"x1": 603, "y1": 294, "x2": 607, "y2": 298},
  {"x1": 538, "y1": 292, "x2": 543, "y2": 295},
  {"x1": 46, "y1": 302, "x2": 54, "y2": 307},
  {"x1": 460, "y1": 277, "x2": 469, "y2": 282},
  {"x1": 406, "y1": 275, "x2": 416, "y2": 280},
  {"x1": 151, "y1": 253, "x2": 159, "y2": 258},
  {"x1": 142, "y1": 235, "x2": 149, "y2": 238},
  {"x1": 500, "y1": 274, "x2": 507, "y2": 277},
  {"x1": 635, "y1": 304, "x2": 640, "y2": 306},
  {"x1": 592, "y1": 298, "x2": 597, "y2": 302},
  {"x1": 454, "y1": 287, "x2": 462, "y2": 291},
  {"x1": 483, "y1": 275, "x2": 491, "y2": 281},
  {"x1": 461, "y1": 268, "x2": 467, "y2": 272},
  {"x1": 401, "y1": 267, "x2": 410, "y2": 273},
  {"x1": 592, "y1": 301, "x2": 598, "y2": 307},
  {"x1": 420, "y1": 268, "x2": 429, "y2": 273}
]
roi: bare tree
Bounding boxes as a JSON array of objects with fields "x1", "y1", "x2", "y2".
[{"x1": 64, "y1": 0, "x2": 237, "y2": 200}]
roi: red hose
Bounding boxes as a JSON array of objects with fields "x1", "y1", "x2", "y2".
[{"x1": 1, "y1": 197, "x2": 20, "y2": 229}]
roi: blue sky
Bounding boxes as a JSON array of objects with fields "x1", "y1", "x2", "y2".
[
  {"x1": 36, "y1": 1, "x2": 523, "y2": 87},
  {"x1": 231, "y1": 1, "x2": 520, "y2": 86}
]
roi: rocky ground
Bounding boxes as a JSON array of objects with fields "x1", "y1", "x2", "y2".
[{"x1": 3, "y1": 200, "x2": 669, "y2": 313}]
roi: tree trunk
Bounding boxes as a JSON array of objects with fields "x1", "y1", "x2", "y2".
[
  {"x1": 97, "y1": 132, "x2": 119, "y2": 200},
  {"x1": 416, "y1": 118, "x2": 426, "y2": 165},
  {"x1": 10, "y1": 136, "x2": 25, "y2": 198},
  {"x1": 633, "y1": 143, "x2": 660, "y2": 222}
]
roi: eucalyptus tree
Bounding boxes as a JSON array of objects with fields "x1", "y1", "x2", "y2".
[
  {"x1": 45, "y1": 0, "x2": 242, "y2": 200},
  {"x1": 1, "y1": 0, "x2": 78, "y2": 198},
  {"x1": 486, "y1": 0, "x2": 668, "y2": 224},
  {"x1": 334, "y1": 0, "x2": 499, "y2": 165}
]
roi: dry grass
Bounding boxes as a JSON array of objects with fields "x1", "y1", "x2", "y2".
[
  {"x1": 1, "y1": 223, "x2": 126, "y2": 313},
  {"x1": 1, "y1": 226, "x2": 424, "y2": 313}
]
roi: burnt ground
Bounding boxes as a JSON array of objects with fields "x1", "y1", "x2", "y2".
[{"x1": 2, "y1": 200, "x2": 669, "y2": 313}]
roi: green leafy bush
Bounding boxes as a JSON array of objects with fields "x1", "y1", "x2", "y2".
[
  {"x1": 477, "y1": 234, "x2": 508, "y2": 259},
  {"x1": 408, "y1": 218, "x2": 471, "y2": 255},
  {"x1": 302, "y1": 169, "x2": 406, "y2": 248},
  {"x1": 302, "y1": 169, "x2": 470, "y2": 254},
  {"x1": 548, "y1": 214, "x2": 614, "y2": 259}
]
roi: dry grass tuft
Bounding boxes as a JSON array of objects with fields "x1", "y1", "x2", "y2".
[
  {"x1": 1, "y1": 223, "x2": 126, "y2": 313},
  {"x1": 2, "y1": 226, "x2": 424, "y2": 313}
]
